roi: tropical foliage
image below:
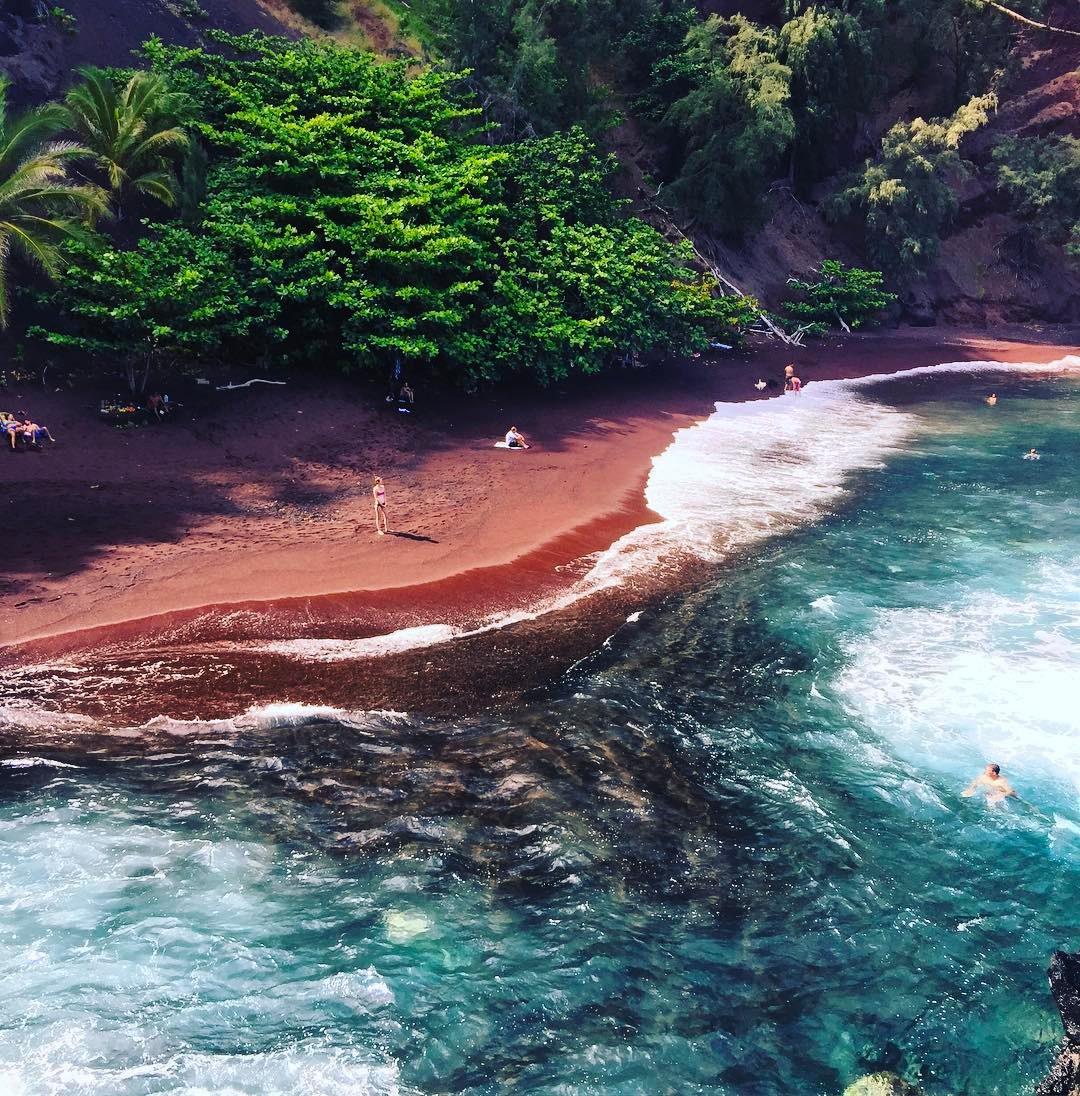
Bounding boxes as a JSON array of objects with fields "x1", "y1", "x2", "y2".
[
  {"x1": 34, "y1": 36, "x2": 738, "y2": 387},
  {"x1": 782, "y1": 260, "x2": 896, "y2": 333},
  {"x1": 993, "y1": 135, "x2": 1080, "y2": 257},
  {"x1": 828, "y1": 95, "x2": 995, "y2": 281},
  {"x1": 0, "y1": 75, "x2": 105, "y2": 329},
  {"x1": 64, "y1": 67, "x2": 190, "y2": 212}
]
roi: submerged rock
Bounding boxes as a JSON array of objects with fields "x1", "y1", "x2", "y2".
[
  {"x1": 843, "y1": 1073, "x2": 922, "y2": 1096},
  {"x1": 1038, "y1": 951, "x2": 1080, "y2": 1096}
]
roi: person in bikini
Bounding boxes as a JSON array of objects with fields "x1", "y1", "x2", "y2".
[
  {"x1": 372, "y1": 476, "x2": 388, "y2": 535},
  {"x1": 962, "y1": 763, "x2": 1017, "y2": 805}
]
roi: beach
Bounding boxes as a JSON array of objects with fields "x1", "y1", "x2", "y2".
[
  {"x1": 3, "y1": 330, "x2": 1079, "y2": 1094},
  {"x1": 3, "y1": 326, "x2": 1075, "y2": 663}
]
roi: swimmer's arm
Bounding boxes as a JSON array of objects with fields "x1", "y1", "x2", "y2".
[{"x1": 961, "y1": 779, "x2": 980, "y2": 797}]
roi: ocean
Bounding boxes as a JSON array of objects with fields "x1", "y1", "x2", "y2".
[{"x1": 1, "y1": 361, "x2": 1077, "y2": 1094}]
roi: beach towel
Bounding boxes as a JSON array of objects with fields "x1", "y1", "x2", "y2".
[{"x1": 494, "y1": 441, "x2": 527, "y2": 450}]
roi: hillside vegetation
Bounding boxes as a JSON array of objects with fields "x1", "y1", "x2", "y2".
[{"x1": 0, "y1": 0, "x2": 1077, "y2": 390}]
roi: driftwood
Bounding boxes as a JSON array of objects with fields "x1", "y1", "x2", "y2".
[
  {"x1": 216, "y1": 379, "x2": 288, "y2": 391},
  {"x1": 983, "y1": 1, "x2": 1080, "y2": 37},
  {"x1": 646, "y1": 197, "x2": 802, "y2": 346}
]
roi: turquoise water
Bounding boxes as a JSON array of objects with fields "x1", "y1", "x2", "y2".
[{"x1": 1, "y1": 370, "x2": 1077, "y2": 1094}]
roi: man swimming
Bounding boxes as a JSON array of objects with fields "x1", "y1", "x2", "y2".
[{"x1": 962, "y1": 763, "x2": 1017, "y2": 804}]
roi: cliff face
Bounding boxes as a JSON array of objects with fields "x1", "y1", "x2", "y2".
[
  {"x1": 929, "y1": 0, "x2": 1080, "y2": 325},
  {"x1": 0, "y1": 0, "x2": 289, "y2": 105},
  {"x1": 1038, "y1": 951, "x2": 1080, "y2": 1096}
]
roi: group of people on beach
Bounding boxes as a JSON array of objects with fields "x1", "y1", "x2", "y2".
[{"x1": 2, "y1": 410, "x2": 55, "y2": 450}]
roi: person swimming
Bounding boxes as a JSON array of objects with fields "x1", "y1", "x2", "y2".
[
  {"x1": 1023, "y1": 448, "x2": 1040, "y2": 460},
  {"x1": 962, "y1": 763, "x2": 1017, "y2": 805},
  {"x1": 985, "y1": 393, "x2": 998, "y2": 406}
]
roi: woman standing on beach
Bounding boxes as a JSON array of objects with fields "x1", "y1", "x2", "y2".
[{"x1": 373, "y1": 477, "x2": 388, "y2": 535}]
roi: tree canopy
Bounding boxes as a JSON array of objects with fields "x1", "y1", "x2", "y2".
[{"x1": 34, "y1": 35, "x2": 744, "y2": 387}]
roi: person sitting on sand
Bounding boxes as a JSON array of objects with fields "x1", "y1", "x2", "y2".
[
  {"x1": 1024, "y1": 447, "x2": 1040, "y2": 460},
  {"x1": 962, "y1": 762, "x2": 1017, "y2": 804},
  {"x1": 505, "y1": 426, "x2": 529, "y2": 449},
  {"x1": 399, "y1": 382, "x2": 414, "y2": 406},
  {"x1": 373, "y1": 476, "x2": 388, "y2": 535},
  {"x1": 985, "y1": 392, "x2": 998, "y2": 406},
  {"x1": 19, "y1": 418, "x2": 54, "y2": 447}
]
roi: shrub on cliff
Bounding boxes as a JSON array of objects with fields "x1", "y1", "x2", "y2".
[
  {"x1": 782, "y1": 259, "x2": 896, "y2": 333},
  {"x1": 828, "y1": 94, "x2": 995, "y2": 282},
  {"x1": 993, "y1": 135, "x2": 1080, "y2": 260}
]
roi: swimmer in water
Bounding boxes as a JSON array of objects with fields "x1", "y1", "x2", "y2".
[
  {"x1": 962, "y1": 763, "x2": 1017, "y2": 804},
  {"x1": 985, "y1": 392, "x2": 998, "y2": 406},
  {"x1": 1023, "y1": 448, "x2": 1040, "y2": 460}
]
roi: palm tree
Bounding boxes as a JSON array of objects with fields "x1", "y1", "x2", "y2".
[
  {"x1": 64, "y1": 67, "x2": 190, "y2": 213},
  {"x1": 0, "y1": 75, "x2": 107, "y2": 329}
]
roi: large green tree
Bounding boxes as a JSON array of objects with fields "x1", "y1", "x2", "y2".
[
  {"x1": 660, "y1": 16, "x2": 794, "y2": 236},
  {"x1": 38, "y1": 36, "x2": 734, "y2": 388},
  {"x1": 993, "y1": 135, "x2": 1080, "y2": 258},
  {"x1": 0, "y1": 75, "x2": 105, "y2": 328}
]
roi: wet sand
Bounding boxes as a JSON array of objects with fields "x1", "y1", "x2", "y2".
[{"x1": 3, "y1": 327, "x2": 1077, "y2": 675}]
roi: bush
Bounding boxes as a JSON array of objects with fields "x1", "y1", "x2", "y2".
[
  {"x1": 782, "y1": 259, "x2": 896, "y2": 332},
  {"x1": 993, "y1": 135, "x2": 1080, "y2": 254},
  {"x1": 828, "y1": 95, "x2": 994, "y2": 281}
]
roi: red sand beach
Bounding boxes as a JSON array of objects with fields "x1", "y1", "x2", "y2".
[{"x1": 2, "y1": 327, "x2": 1077, "y2": 666}]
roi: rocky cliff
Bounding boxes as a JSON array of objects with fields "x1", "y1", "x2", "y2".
[{"x1": 1039, "y1": 951, "x2": 1080, "y2": 1096}]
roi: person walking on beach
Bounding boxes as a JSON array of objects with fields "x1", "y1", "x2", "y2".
[
  {"x1": 962, "y1": 763, "x2": 1017, "y2": 805},
  {"x1": 373, "y1": 476, "x2": 388, "y2": 535}
]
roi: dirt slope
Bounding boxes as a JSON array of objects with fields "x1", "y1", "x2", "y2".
[{"x1": 0, "y1": 0, "x2": 291, "y2": 103}]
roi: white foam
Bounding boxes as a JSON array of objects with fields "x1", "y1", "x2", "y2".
[
  {"x1": 0, "y1": 757, "x2": 78, "y2": 770},
  {"x1": 836, "y1": 559, "x2": 1080, "y2": 802}
]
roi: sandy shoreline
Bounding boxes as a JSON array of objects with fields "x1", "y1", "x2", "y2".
[{"x1": 3, "y1": 326, "x2": 1077, "y2": 662}]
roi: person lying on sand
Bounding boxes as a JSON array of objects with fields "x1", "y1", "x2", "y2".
[
  {"x1": 504, "y1": 426, "x2": 529, "y2": 449},
  {"x1": 962, "y1": 763, "x2": 1017, "y2": 804},
  {"x1": 985, "y1": 393, "x2": 998, "y2": 406},
  {"x1": 19, "y1": 418, "x2": 54, "y2": 447},
  {"x1": 373, "y1": 476, "x2": 388, "y2": 535},
  {"x1": 3, "y1": 415, "x2": 19, "y2": 449}
]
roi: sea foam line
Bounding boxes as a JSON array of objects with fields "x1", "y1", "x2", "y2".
[{"x1": 258, "y1": 356, "x2": 1079, "y2": 664}]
